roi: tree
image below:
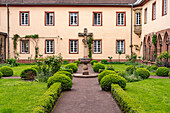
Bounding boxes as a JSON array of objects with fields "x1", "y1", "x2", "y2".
[{"x1": 118, "y1": 50, "x2": 123, "y2": 62}]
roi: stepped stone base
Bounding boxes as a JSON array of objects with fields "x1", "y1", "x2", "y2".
[{"x1": 73, "y1": 74, "x2": 98, "y2": 78}]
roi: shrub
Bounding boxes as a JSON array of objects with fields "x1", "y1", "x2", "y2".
[
  {"x1": 55, "y1": 71, "x2": 73, "y2": 80},
  {"x1": 169, "y1": 72, "x2": 170, "y2": 78},
  {"x1": 74, "y1": 60, "x2": 80, "y2": 65},
  {"x1": 31, "y1": 83, "x2": 61, "y2": 113},
  {"x1": 63, "y1": 60, "x2": 69, "y2": 64},
  {"x1": 47, "y1": 74, "x2": 72, "y2": 90},
  {"x1": 99, "y1": 69, "x2": 105, "y2": 73},
  {"x1": 31, "y1": 65, "x2": 41, "y2": 73},
  {"x1": 126, "y1": 65, "x2": 135, "y2": 74},
  {"x1": 90, "y1": 60, "x2": 98, "y2": 65},
  {"x1": 0, "y1": 72, "x2": 3, "y2": 78},
  {"x1": 111, "y1": 84, "x2": 145, "y2": 113},
  {"x1": 98, "y1": 70, "x2": 116, "y2": 83},
  {"x1": 136, "y1": 68, "x2": 150, "y2": 79},
  {"x1": 156, "y1": 67, "x2": 169, "y2": 77},
  {"x1": 93, "y1": 63, "x2": 105, "y2": 72},
  {"x1": 100, "y1": 74, "x2": 126, "y2": 91},
  {"x1": 118, "y1": 71, "x2": 126, "y2": 78},
  {"x1": 6, "y1": 58, "x2": 20, "y2": 67},
  {"x1": 20, "y1": 68, "x2": 37, "y2": 80},
  {"x1": 106, "y1": 65, "x2": 114, "y2": 71},
  {"x1": 101, "y1": 59, "x2": 107, "y2": 64},
  {"x1": 150, "y1": 65, "x2": 158, "y2": 70},
  {"x1": 0, "y1": 66, "x2": 13, "y2": 77},
  {"x1": 60, "y1": 69, "x2": 73, "y2": 74},
  {"x1": 65, "y1": 63, "x2": 78, "y2": 73}
]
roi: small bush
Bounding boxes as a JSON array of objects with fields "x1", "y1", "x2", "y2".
[
  {"x1": 106, "y1": 65, "x2": 114, "y2": 71},
  {"x1": 101, "y1": 59, "x2": 107, "y2": 64},
  {"x1": 100, "y1": 74, "x2": 127, "y2": 91},
  {"x1": 55, "y1": 71, "x2": 73, "y2": 80},
  {"x1": 111, "y1": 84, "x2": 145, "y2": 113},
  {"x1": 0, "y1": 66, "x2": 13, "y2": 77},
  {"x1": 99, "y1": 69, "x2": 105, "y2": 73},
  {"x1": 47, "y1": 74, "x2": 72, "y2": 90},
  {"x1": 0, "y1": 72, "x2": 3, "y2": 78},
  {"x1": 65, "y1": 63, "x2": 78, "y2": 73},
  {"x1": 31, "y1": 83, "x2": 61, "y2": 113},
  {"x1": 169, "y1": 72, "x2": 170, "y2": 78},
  {"x1": 6, "y1": 58, "x2": 20, "y2": 67},
  {"x1": 156, "y1": 67, "x2": 169, "y2": 77},
  {"x1": 90, "y1": 60, "x2": 98, "y2": 65},
  {"x1": 126, "y1": 65, "x2": 135, "y2": 74},
  {"x1": 20, "y1": 68, "x2": 37, "y2": 80},
  {"x1": 31, "y1": 65, "x2": 41, "y2": 73},
  {"x1": 98, "y1": 70, "x2": 116, "y2": 83},
  {"x1": 63, "y1": 60, "x2": 69, "y2": 64},
  {"x1": 74, "y1": 60, "x2": 80, "y2": 65},
  {"x1": 150, "y1": 65, "x2": 158, "y2": 70},
  {"x1": 60, "y1": 69, "x2": 73, "y2": 74},
  {"x1": 93, "y1": 63, "x2": 105, "y2": 72},
  {"x1": 136, "y1": 68, "x2": 150, "y2": 79},
  {"x1": 118, "y1": 71, "x2": 126, "y2": 78}
]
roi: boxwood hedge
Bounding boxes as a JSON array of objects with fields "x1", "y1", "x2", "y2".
[
  {"x1": 98, "y1": 70, "x2": 117, "y2": 83},
  {"x1": 0, "y1": 66, "x2": 13, "y2": 77}
]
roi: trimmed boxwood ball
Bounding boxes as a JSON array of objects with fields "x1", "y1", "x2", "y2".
[
  {"x1": 136, "y1": 68, "x2": 150, "y2": 79},
  {"x1": 156, "y1": 67, "x2": 169, "y2": 77},
  {"x1": 0, "y1": 66, "x2": 13, "y2": 77},
  {"x1": 55, "y1": 71, "x2": 73, "y2": 80},
  {"x1": 47, "y1": 74, "x2": 72, "y2": 91},
  {"x1": 60, "y1": 69, "x2": 73, "y2": 74},
  {"x1": 31, "y1": 65, "x2": 41, "y2": 73},
  {"x1": 90, "y1": 60, "x2": 98, "y2": 65},
  {"x1": 100, "y1": 74, "x2": 126, "y2": 91},
  {"x1": 0, "y1": 72, "x2": 3, "y2": 78},
  {"x1": 65, "y1": 63, "x2": 78, "y2": 73},
  {"x1": 126, "y1": 65, "x2": 135, "y2": 74},
  {"x1": 98, "y1": 70, "x2": 117, "y2": 83},
  {"x1": 93, "y1": 63, "x2": 105, "y2": 72},
  {"x1": 20, "y1": 68, "x2": 37, "y2": 80}
]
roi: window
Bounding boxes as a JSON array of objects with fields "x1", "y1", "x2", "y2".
[
  {"x1": 45, "y1": 12, "x2": 54, "y2": 26},
  {"x1": 69, "y1": 12, "x2": 79, "y2": 26},
  {"x1": 69, "y1": 40, "x2": 78, "y2": 54},
  {"x1": 21, "y1": 40, "x2": 29, "y2": 53},
  {"x1": 93, "y1": 40, "x2": 102, "y2": 53},
  {"x1": 162, "y1": 0, "x2": 167, "y2": 16},
  {"x1": 20, "y1": 11, "x2": 29, "y2": 26},
  {"x1": 152, "y1": 2, "x2": 156, "y2": 20},
  {"x1": 116, "y1": 40, "x2": 125, "y2": 54},
  {"x1": 46, "y1": 40, "x2": 54, "y2": 54},
  {"x1": 136, "y1": 13, "x2": 141, "y2": 25},
  {"x1": 144, "y1": 8, "x2": 147, "y2": 24},
  {"x1": 116, "y1": 12, "x2": 126, "y2": 26},
  {"x1": 93, "y1": 12, "x2": 102, "y2": 26}
]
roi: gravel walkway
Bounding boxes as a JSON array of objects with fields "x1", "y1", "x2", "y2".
[{"x1": 52, "y1": 65, "x2": 122, "y2": 113}]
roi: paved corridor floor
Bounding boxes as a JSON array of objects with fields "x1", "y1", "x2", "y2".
[{"x1": 52, "y1": 65, "x2": 122, "y2": 113}]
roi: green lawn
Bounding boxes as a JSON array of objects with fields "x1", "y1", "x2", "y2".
[
  {"x1": 126, "y1": 79, "x2": 170, "y2": 113},
  {"x1": 11, "y1": 65, "x2": 36, "y2": 76},
  {"x1": 105, "y1": 64, "x2": 128, "y2": 72},
  {"x1": 0, "y1": 79, "x2": 47, "y2": 113}
]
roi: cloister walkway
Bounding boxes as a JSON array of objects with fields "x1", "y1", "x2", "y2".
[{"x1": 52, "y1": 64, "x2": 122, "y2": 113}]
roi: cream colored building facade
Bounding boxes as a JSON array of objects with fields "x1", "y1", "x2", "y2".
[{"x1": 0, "y1": 0, "x2": 169, "y2": 62}]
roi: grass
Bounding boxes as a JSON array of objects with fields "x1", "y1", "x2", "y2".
[
  {"x1": 104, "y1": 64, "x2": 128, "y2": 72},
  {"x1": 126, "y1": 79, "x2": 170, "y2": 113},
  {"x1": 0, "y1": 79, "x2": 47, "y2": 113},
  {"x1": 11, "y1": 65, "x2": 36, "y2": 76}
]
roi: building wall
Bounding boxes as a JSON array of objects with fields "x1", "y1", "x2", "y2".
[{"x1": 0, "y1": 6, "x2": 140, "y2": 60}]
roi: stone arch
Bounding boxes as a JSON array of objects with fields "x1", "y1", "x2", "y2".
[
  {"x1": 163, "y1": 32, "x2": 169, "y2": 52},
  {"x1": 147, "y1": 36, "x2": 151, "y2": 60},
  {"x1": 143, "y1": 37, "x2": 147, "y2": 60},
  {"x1": 157, "y1": 34, "x2": 162, "y2": 56}
]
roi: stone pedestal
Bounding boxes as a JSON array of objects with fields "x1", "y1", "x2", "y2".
[{"x1": 80, "y1": 58, "x2": 91, "y2": 75}]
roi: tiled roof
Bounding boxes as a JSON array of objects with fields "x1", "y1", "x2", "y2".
[{"x1": 0, "y1": 0, "x2": 137, "y2": 5}]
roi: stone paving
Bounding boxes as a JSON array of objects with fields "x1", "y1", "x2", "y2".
[{"x1": 52, "y1": 64, "x2": 122, "y2": 113}]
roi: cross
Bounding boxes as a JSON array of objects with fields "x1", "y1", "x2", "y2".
[{"x1": 78, "y1": 28, "x2": 93, "y2": 58}]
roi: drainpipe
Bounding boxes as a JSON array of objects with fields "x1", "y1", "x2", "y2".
[
  {"x1": 6, "y1": 3, "x2": 9, "y2": 59},
  {"x1": 130, "y1": 4, "x2": 133, "y2": 58}
]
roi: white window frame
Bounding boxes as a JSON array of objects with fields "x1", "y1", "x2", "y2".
[
  {"x1": 163, "y1": 0, "x2": 167, "y2": 15},
  {"x1": 21, "y1": 40, "x2": 29, "y2": 53},
  {"x1": 93, "y1": 40, "x2": 101, "y2": 53},
  {"x1": 117, "y1": 13, "x2": 125, "y2": 26},
  {"x1": 153, "y1": 3, "x2": 156, "y2": 20},
  {"x1": 145, "y1": 8, "x2": 147, "y2": 24},
  {"x1": 94, "y1": 13, "x2": 102, "y2": 26},
  {"x1": 117, "y1": 40, "x2": 124, "y2": 53},
  {"x1": 21, "y1": 12, "x2": 29, "y2": 25},
  {"x1": 136, "y1": 13, "x2": 141, "y2": 25},
  {"x1": 46, "y1": 40, "x2": 54, "y2": 54},
  {"x1": 46, "y1": 12, "x2": 54, "y2": 26},
  {"x1": 70, "y1": 40, "x2": 78, "y2": 53},
  {"x1": 70, "y1": 13, "x2": 78, "y2": 26}
]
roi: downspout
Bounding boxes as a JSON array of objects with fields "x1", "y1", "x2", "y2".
[
  {"x1": 130, "y1": 4, "x2": 133, "y2": 58},
  {"x1": 6, "y1": 3, "x2": 9, "y2": 59}
]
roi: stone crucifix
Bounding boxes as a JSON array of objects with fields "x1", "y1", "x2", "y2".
[{"x1": 78, "y1": 28, "x2": 93, "y2": 58}]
